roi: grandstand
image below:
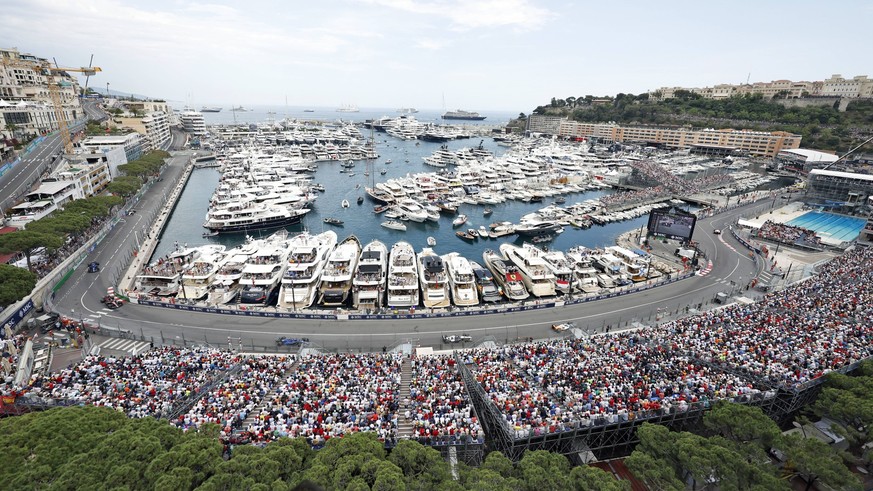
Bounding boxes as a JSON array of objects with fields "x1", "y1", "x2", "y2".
[{"x1": 1, "y1": 246, "x2": 871, "y2": 464}]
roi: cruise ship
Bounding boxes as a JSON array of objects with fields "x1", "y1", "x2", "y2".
[
  {"x1": 352, "y1": 240, "x2": 388, "y2": 310},
  {"x1": 469, "y1": 260, "x2": 503, "y2": 303},
  {"x1": 239, "y1": 231, "x2": 292, "y2": 304},
  {"x1": 317, "y1": 235, "x2": 362, "y2": 306},
  {"x1": 179, "y1": 245, "x2": 228, "y2": 300},
  {"x1": 500, "y1": 244, "x2": 556, "y2": 297},
  {"x1": 386, "y1": 241, "x2": 419, "y2": 308},
  {"x1": 277, "y1": 231, "x2": 337, "y2": 309},
  {"x1": 441, "y1": 109, "x2": 486, "y2": 121},
  {"x1": 207, "y1": 238, "x2": 263, "y2": 305},
  {"x1": 482, "y1": 249, "x2": 529, "y2": 301},
  {"x1": 418, "y1": 248, "x2": 451, "y2": 308},
  {"x1": 201, "y1": 106, "x2": 222, "y2": 112},
  {"x1": 442, "y1": 253, "x2": 479, "y2": 307}
]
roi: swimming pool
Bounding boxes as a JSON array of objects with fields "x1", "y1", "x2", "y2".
[{"x1": 787, "y1": 211, "x2": 866, "y2": 244}]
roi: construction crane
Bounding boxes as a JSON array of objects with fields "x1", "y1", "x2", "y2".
[{"x1": 0, "y1": 57, "x2": 101, "y2": 153}]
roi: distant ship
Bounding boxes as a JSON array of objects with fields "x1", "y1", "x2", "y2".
[
  {"x1": 396, "y1": 107, "x2": 418, "y2": 114},
  {"x1": 441, "y1": 109, "x2": 486, "y2": 121},
  {"x1": 303, "y1": 109, "x2": 315, "y2": 112},
  {"x1": 336, "y1": 104, "x2": 359, "y2": 113},
  {"x1": 201, "y1": 106, "x2": 222, "y2": 113},
  {"x1": 231, "y1": 106, "x2": 248, "y2": 112}
]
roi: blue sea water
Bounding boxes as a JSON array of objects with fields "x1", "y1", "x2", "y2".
[{"x1": 153, "y1": 124, "x2": 646, "y2": 261}]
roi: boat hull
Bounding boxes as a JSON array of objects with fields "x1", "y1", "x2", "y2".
[{"x1": 205, "y1": 212, "x2": 305, "y2": 234}]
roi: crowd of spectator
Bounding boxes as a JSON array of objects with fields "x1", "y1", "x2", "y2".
[
  {"x1": 757, "y1": 220, "x2": 823, "y2": 247},
  {"x1": 599, "y1": 185, "x2": 670, "y2": 210},
  {"x1": 1, "y1": 246, "x2": 869, "y2": 446},
  {"x1": 627, "y1": 160, "x2": 735, "y2": 197}
]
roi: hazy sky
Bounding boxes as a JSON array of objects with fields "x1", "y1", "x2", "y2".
[{"x1": 3, "y1": 0, "x2": 871, "y2": 112}]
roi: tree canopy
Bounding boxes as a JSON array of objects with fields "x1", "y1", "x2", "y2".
[{"x1": 0, "y1": 263, "x2": 37, "y2": 306}]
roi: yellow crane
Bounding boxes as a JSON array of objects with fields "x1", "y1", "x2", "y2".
[{"x1": 0, "y1": 58, "x2": 101, "y2": 153}]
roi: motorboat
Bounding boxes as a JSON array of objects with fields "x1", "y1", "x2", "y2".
[
  {"x1": 427, "y1": 236, "x2": 437, "y2": 246},
  {"x1": 277, "y1": 231, "x2": 337, "y2": 309},
  {"x1": 239, "y1": 230, "x2": 293, "y2": 304},
  {"x1": 477, "y1": 226, "x2": 489, "y2": 238},
  {"x1": 482, "y1": 249, "x2": 529, "y2": 301},
  {"x1": 386, "y1": 241, "x2": 419, "y2": 308},
  {"x1": 442, "y1": 253, "x2": 479, "y2": 307},
  {"x1": 418, "y1": 248, "x2": 451, "y2": 309},
  {"x1": 394, "y1": 198, "x2": 428, "y2": 222},
  {"x1": 381, "y1": 220, "x2": 407, "y2": 231},
  {"x1": 317, "y1": 235, "x2": 362, "y2": 306},
  {"x1": 456, "y1": 230, "x2": 477, "y2": 241},
  {"x1": 483, "y1": 207, "x2": 493, "y2": 216},
  {"x1": 514, "y1": 220, "x2": 563, "y2": 237},
  {"x1": 208, "y1": 238, "x2": 263, "y2": 305},
  {"x1": 452, "y1": 214, "x2": 468, "y2": 227},
  {"x1": 341, "y1": 199, "x2": 350, "y2": 208},
  {"x1": 469, "y1": 260, "x2": 503, "y2": 303},
  {"x1": 323, "y1": 217, "x2": 344, "y2": 226},
  {"x1": 500, "y1": 243, "x2": 556, "y2": 297},
  {"x1": 352, "y1": 240, "x2": 388, "y2": 310}
]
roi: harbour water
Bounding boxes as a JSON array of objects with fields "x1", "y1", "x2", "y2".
[{"x1": 153, "y1": 133, "x2": 647, "y2": 261}]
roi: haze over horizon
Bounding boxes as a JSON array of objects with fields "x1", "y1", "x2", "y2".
[{"x1": 3, "y1": 0, "x2": 871, "y2": 113}]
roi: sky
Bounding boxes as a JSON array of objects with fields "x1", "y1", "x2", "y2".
[{"x1": 3, "y1": 0, "x2": 872, "y2": 112}]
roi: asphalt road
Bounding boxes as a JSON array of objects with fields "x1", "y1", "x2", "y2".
[{"x1": 51, "y1": 169, "x2": 767, "y2": 352}]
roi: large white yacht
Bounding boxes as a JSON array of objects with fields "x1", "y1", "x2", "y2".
[
  {"x1": 277, "y1": 231, "x2": 337, "y2": 309},
  {"x1": 135, "y1": 245, "x2": 201, "y2": 297},
  {"x1": 442, "y1": 253, "x2": 479, "y2": 307},
  {"x1": 525, "y1": 243, "x2": 575, "y2": 294},
  {"x1": 203, "y1": 202, "x2": 310, "y2": 234},
  {"x1": 386, "y1": 241, "x2": 419, "y2": 308},
  {"x1": 393, "y1": 198, "x2": 428, "y2": 222},
  {"x1": 352, "y1": 240, "x2": 388, "y2": 310},
  {"x1": 317, "y1": 235, "x2": 362, "y2": 306},
  {"x1": 239, "y1": 231, "x2": 293, "y2": 304},
  {"x1": 418, "y1": 248, "x2": 451, "y2": 308},
  {"x1": 179, "y1": 244, "x2": 228, "y2": 300},
  {"x1": 207, "y1": 238, "x2": 262, "y2": 305},
  {"x1": 482, "y1": 249, "x2": 529, "y2": 301},
  {"x1": 469, "y1": 260, "x2": 503, "y2": 303},
  {"x1": 500, "y1": 244, "x2": 556, "y2": 297}
]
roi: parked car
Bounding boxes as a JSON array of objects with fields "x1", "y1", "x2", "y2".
[
  {"x1": 442, "y1": 334, "x2": 472, "y2": 344},
  {"x1": 276, "y1": 337, "x2": 309, "y2": 346},
  {"x1": 551, "y1": 322, "x2": 577, "y2": 332}
]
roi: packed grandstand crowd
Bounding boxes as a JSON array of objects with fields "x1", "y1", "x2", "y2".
[
  {"x1": 757, "y1": 220, "x2": 823, "y2": 247},
  {"x1": 0, "y1": 246, "x2": 870, "y2": 446}
]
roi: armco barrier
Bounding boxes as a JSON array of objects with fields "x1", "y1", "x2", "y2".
[{"x1": 134, "y1": 271, "x2": 695, "y2": 321}]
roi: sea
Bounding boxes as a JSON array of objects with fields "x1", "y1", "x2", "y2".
[{"x1": 152, "y1": 107, "x2": 649, "y2": 261}]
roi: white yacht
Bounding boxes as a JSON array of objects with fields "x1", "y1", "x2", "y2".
[
  {"x1": 317, "y1": 235, "x2": 362, "y2": 306},
  {"x1": 394, "y1": 198, "x2": 428, "y2": 222},
  {"x1": 527, "y1": 244, "x2": 575, "y2": 294},
  {"x1": 482, "y1": 249, "x2": 529, "y2": 301},
  {"x1": 135, "y1": 245, "x2": 201, "y2": 297},
  {"x1": 418, "y1": 248, "x2": 451, "y2": 308},
  {"x1": 500, "y1": 244, "x2": 556, "y2": 297},
  {"x1": 204, "y1": 202, "x2": 310, "y2": 233},
  {"x1": 352, "y1": 240, "x2": 388, "y2": 310},
  {"x1": 239, "y1": 231, "x2": 293, "y2": 304},
  {"x1": 469, "y1": 260, "x2": 503, "y2": 303},
  {"x1": 442, "y1": 253, "x2": 479, "y2": 307},
  {"x1": 277, "y1": 231, "x2": 337, "y2": 309},
  {"x1": 386, "y1": 241, "x2": 419, "y2": 308},
  {"x1": 207, "y1": 239, "x2": 262, "y2": 305},
  {"x1": 179, "y1": 245, "x2": 227, "y2": 300}
]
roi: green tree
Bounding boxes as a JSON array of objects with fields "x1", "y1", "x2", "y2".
[
  {"x1": 569, "y1": 465, "x2": 631, "y2": 490},
  {"x1": 0, "y1": 230, "x2": 64, "y2": 270},
  {"x1": 0, "y1": 264, "x2": 37, "y2": 306},
  {"x1": 813, "y1": 361, "x2": 873, "y2": 453},
  {"x1": 779, "y1": 434, "x2": 861, "y2": 491},
  {"x1": 387, "y1": 439, "x2": 452, "y2": 489},
  {"x1": 626, "y1": 450, "x2": 684, "y2": 491},
  {"x1": 704, "y1": 401, "x2": 781, "y2": 449},
  {"x1": 517, "y1": 450, "x2": 572, "y2": 490}
]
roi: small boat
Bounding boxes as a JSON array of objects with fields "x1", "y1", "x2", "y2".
[
  {"x1": 483, "y1": 207, "x2": 493, "y2": 216},
  {"x1": 323, "y1": 217, "x2": 344, "y2": 226},
  {"x1": 382, "y1": 220, "x2": 407, "y2": 231},
  {"x1": 466, "y1": 228, "x2": 479, "y2": 240},
  {"x1": 364, "y1": 172, "x2": 370, "y2": 176},
  {"x1": 385, "y1": 159, "x2": 392, "y2": 164},
  {"x1": 303, "y1": 109, "x2": 315, "y2": 112},
  {"x1": 357, "y1": 196, "x2": 364, "y2": 205},
  {"x1": 341, "y1": 199, "x2": 350, "y2": 208},
  {"x1": 452, "y1": 214, "x2": 468, "y2": 227},
  {"x1": 380, "y1": 169, "x2": 388, "y2": 175},
  {"x1": 456, "y1": 230, "x2": 477, "y2": 241},
  {"x1": 374, "y1": 204, "x2": 390, "y2": 214},
  {"x1": 554, "y1": 196, "x2": 566, "y2": 204},
  {"x1": 348, "y1": 172, "x2": 356, "y2": 177},
  {"x1": 311, "y1": 184, "x2": 325, "y2": 192},
  {"x1": 531, "y1": 234, "x2": 554, "y2": 244},
  {"x1": 477, "y1": 226, "x2": 489, "y2": 238},
  {"x1": 427, "y1": 236, "x2": 437, "y2": 246},
  {"x1": 202, "y1": 231, "x2": 219, "y2": 238}
]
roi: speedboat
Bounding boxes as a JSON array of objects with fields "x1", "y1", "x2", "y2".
[
  {"x1": 427, "y1": 236, "x2": 436, "y2": 246},
  {"x1": 381, "y1": 220, "x2": 407, "y2": 231},
  {"x1": 317, "y1": 235, "x2": 362, "y2": 306},
  {"x1": 442, "y1": 253, "x2": 479, "y2": 307},
  {"x1": 341, "y1": 199, "x2": 350, "y2": 208},
  {"x1": 352, "y1": 240, "x2": 388, "y2": 310},
  {"x1": 482, "y1": 249, "x2": 529, "y2": 301},
  {"x1": 323, "y1": 217, "x2": 344, "y2": 226},
  {"x1": 277, "y1": 231, "x2": 337, "y2": 309},
  {"x1": 418, "y1": 248, "x2": 451, "y2": 308},
  {"x1": 452, "y1": 214, "x2": 468, "y2": 227},
  {"x1": 386, "y1": 241, "x2": 419, "y2": 308}
]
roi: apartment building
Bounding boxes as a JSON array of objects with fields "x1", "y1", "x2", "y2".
[
  {"x1": 820, "y1": 74, "x2": 873, "y2": 98},
  {"x1": 80, "y1": 133, "x2": 144, "y2": 163},
  {"x1": 6, "y1": 180, "x2": 84, "y2": 229},
  {"x1": 52, "y1": 156, "x2": 112, "y2": 196},
  {"x1": 179, "y1": 110, "x2": 207, "y2": 136},
  {"x1": 141, "y1": 111, "x2": 171, "y2": 150}
]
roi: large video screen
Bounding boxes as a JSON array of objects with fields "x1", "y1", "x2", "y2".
[{"x1": 647, "y1": 209, "x2": 697, "y2": 241}]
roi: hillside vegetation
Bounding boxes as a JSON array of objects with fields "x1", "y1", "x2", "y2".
[{"x1": 533, "y1": 93, "x2": 873, "y2": 152}]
